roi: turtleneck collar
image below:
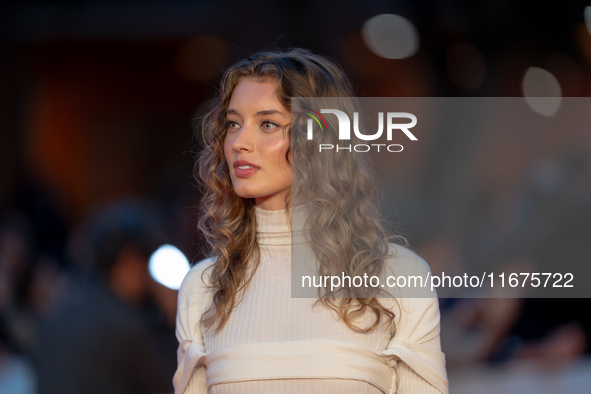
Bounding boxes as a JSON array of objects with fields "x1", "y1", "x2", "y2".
[{"x1": 254, "y1": 204, "x2": 310, "y2": 246}]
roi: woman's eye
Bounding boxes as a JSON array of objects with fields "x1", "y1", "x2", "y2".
[
  {"x1": 261, "y1": 121, "x2": 279, "y2": 130},
  {"x1": 227, "y1": 121, "x2": 240, "y2": 130}
]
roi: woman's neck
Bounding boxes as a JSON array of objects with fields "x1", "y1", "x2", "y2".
[{"x1": 254, "y1": 204, "x2": 311, "y2": 246}]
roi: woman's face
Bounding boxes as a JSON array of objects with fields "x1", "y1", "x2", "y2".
[{"x1": 224, "y1": 78, "x2": 291, "y2": 210}]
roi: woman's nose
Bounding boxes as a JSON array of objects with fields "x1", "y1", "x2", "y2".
[{"x1": 231, "y1": 125, "x2": 254, "y2": 152}]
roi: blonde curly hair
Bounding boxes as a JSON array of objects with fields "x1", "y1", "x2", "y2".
[{"x1": 196, "y1": 48, "x2": 404, "y2": 333}]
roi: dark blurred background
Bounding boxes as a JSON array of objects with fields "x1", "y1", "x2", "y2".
[{"x1": 1, "y1": 0, "x2": 591, "y2": 393}]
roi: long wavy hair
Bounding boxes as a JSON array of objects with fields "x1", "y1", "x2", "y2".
[{"x1": 196, "y1": 48, "x2": 404, "y2": 333}]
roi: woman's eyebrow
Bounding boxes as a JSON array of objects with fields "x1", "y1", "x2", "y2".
[
  {"x1": 227, "y1": 109, "x2": 287, "y2": 117},
  {"x1": 256, "y1": 109, "x2": 286, "y2": 116}
]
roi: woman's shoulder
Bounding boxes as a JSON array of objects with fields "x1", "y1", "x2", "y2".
[
  {"x1": 178, "y1": 257, "x2": 217, "y2": 297},
  {"x1": 384, "y1": 243, "x2": 432, "y2": 276},
  {"x1": 381, "y1": 243, "x2": 436, "y2": 300}
]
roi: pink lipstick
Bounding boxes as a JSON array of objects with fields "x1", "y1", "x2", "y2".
[{"x1": 233, "y1": 160, "x2": 260, "y2": 178}]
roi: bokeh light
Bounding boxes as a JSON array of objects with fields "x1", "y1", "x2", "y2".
[
  {"x1": 361, "y1": 14, "x2": 419, "y2": 59},
  {"x1": 584, "y1": 6, "x2": 591, "y2": 36},
  {"x1": 522, "y1": 67, "x2": 562, "y2": 117},
  {"x1": 148, "y1": 244, "x2": 191, "y2": 290}
]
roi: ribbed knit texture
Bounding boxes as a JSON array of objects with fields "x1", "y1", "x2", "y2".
[{"x1": 175, "y1": 205, "x2": 448, "y2": 394}]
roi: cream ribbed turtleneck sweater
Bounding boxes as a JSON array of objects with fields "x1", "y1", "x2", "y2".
[{"x1": 173, "y1": 205, "x2": 448, "y2": 394}]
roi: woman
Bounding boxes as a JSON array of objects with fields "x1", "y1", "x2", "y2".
[{"x1": 173, "y1": 48, "x2": 448, "y2": 394}]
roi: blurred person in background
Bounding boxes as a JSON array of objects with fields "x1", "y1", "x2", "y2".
[
  {"x1": 440, "y1": 151, "x2": 591, "y2": 377},
  {"x1": 0, "y1": 323, "x2": 36, "y2": 394},
  {"x1": 34, "y1": 200, "x2": 176, "y2": 394},
  {"x1": 0, "y1": 212, "x2": 38, "y2": 394}
]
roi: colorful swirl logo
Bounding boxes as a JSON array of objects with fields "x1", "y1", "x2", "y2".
[{"x1": 303, "y1": 107, "x2": 328, "y2": 131}]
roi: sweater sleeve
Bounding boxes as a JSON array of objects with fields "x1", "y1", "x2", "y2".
[
  {"x1": 173, "y1": 258, "x2": 215, "y2": 394},
  {"x1": 382, "y1": 246, "x2": 449, "y2": 394}
]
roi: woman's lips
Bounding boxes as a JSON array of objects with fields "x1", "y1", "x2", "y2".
[
  {"x1": 234, "y1": 160, "x2": 260, "y2": 178},
  {"x1": 235, "y1": 166, "x2": 259, "y2": 177}
]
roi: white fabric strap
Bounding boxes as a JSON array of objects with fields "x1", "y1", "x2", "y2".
[
  {"x1": 173, "y1": 336, "x2": 207, "y2": 393},
  {"x1": 382, "y1": 338, "x2": 448, "y2": 393},
  {"x1": 175, "y1": 338, "x2": 448, "y2": 394}
]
